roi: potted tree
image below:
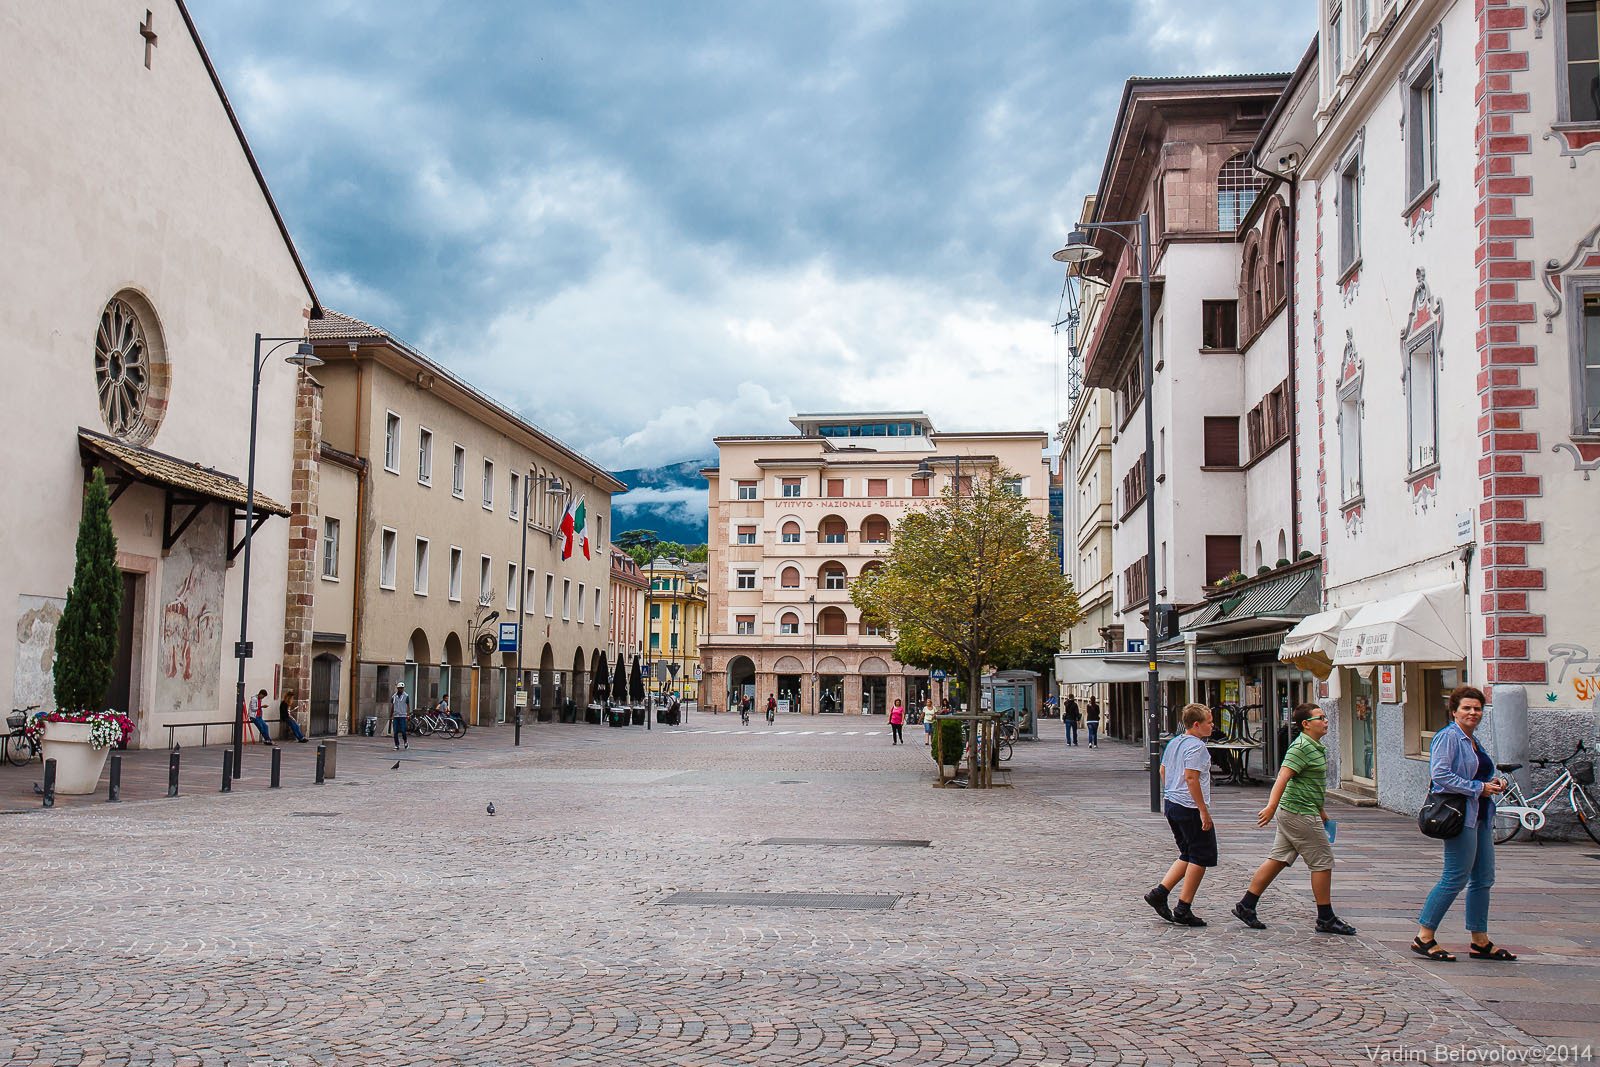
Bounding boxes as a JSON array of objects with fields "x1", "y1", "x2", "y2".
[{"x1": 33, "y1": 470, "x2": 129, "y2": 793}]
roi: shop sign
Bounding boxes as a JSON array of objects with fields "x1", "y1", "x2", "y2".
[{"x1": 1378, "y1": 665, "x2": 1398, "y2": 704}]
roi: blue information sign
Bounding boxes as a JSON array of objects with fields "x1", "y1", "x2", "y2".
[
  {"x1": 498, "y1": 622, "x2": 519, "y2": 652},
  {"x1": 930, "y1": 669, "x2": 946, "y2": 681}
]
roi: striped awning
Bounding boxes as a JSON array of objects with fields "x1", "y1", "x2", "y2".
[{"x1": 1183, "y1": 568, "x2": 1319, "y2": 636}]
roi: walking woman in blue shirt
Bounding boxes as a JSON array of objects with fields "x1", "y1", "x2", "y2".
[{"x1": 1412, "y1": 685, "x2": 1517, "y2": 962}]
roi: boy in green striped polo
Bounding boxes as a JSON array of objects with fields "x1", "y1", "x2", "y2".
[{"x1": 1231, "y1": 703, "x2": 1357, "y2": 935}]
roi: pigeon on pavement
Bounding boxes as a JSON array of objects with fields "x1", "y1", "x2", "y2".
[
  {"x1": 391, "y1": 761, "x2": 401, "y2": 769},
  {"x1": 486, "y1": 802, "x2": 496, "y2": 816}
]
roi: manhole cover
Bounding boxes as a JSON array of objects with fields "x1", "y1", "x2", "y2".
[
  {"x1": 761, "y1": 838, "x2": 930, "y2": 847},
  {"x1": 291, "y1": 812, "x2": 341, "y2": 818},
  {"x1": 660, "y1": 891, "x2": 899, "y2": 909}
]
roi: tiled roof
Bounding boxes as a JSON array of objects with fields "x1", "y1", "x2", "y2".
[
  {"x1": 78, "y1": 428, "x2": 289, "y2": 516},
  {"x1": 307, "y1": 308, "x2": 387, "y2": 341}
]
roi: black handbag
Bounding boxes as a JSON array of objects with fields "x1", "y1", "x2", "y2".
[{"x1": 1418, "y1": 791, "x2": 1468, "y2": 839}]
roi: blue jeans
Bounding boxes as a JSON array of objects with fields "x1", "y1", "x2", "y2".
[
  {"x1": 1088, "y1": 722, "x2": 1099, "y2": 745},
  {"x1": 284, "y1": 716, "x2": 306, "y2": 742},
  {"x1": 1418, "y1": 817, "x2": 1495, "y2": 933},
  {"x1": 250, "y1": 715, "x2": 273, "y2": 744},
  {"x1": 1064, "y1": 721, "x2": 1078, "y2": 745},
  {"x1": 393, "y1": 717, "x2": 408, "y2": 747}
]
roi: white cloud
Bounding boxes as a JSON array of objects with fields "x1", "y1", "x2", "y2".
[{"x1": 613, "y1": 485, "x2": 710, "y2": 526}]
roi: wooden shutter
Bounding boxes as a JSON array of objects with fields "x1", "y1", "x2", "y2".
[
  {"x1": 1203, "y1": 417, "x2": 1239, "y2": 467},
  {"x1": 1205, "y1": 535, "x2": 1242, "y2": 586}
]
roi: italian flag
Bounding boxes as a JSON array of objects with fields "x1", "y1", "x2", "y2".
[{"x1": 560, "y1": 496, "x2": 590, "y2": 560}]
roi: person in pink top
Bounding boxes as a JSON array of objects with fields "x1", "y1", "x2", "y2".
[{"x1": 889, "y1": 700, "x2": 905, "y2": 745}]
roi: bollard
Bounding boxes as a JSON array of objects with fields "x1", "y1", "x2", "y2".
[
  {"x1": 315, "y1": 743, "x2": 326, "y2": 784},
  {"x1": 270, "y1": 746, "x2": 282, "y2": 788},
  {"x1": 42, "y1": 757, "x2": 57, "y2": 808},
  {"x1": 168, "y1": 750, "x2": 180, "y2": 797},
  {"x1": 108, "y1": 754, "x2": 122, "y2": 802},
  {"x1": 221, "y1": 750, "x2": 232, "y2": 793}
]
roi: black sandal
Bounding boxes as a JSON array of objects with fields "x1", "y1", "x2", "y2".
[
  {"x1": 1469, "y1": 941, "x2": 1517, "y2": 961},
  {"x1": 1411, "y1": 936, "x2": 1456, "y2": 961}
]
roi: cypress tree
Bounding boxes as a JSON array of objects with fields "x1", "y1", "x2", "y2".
[{"x1": 53, "y1": 468, "x2": 122, "y2": 712}]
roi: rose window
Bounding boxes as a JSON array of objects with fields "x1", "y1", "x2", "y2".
[{"x1": 95, "y1": 297, "x2": 158, "y2": 442}]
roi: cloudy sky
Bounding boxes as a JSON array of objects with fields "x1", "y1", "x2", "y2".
[{"x1": 193, "y1": 0, "x2": 1313, "y2": 489}]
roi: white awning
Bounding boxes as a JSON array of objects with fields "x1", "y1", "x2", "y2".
[
  {"x1": 1278, "y1": 607, "x2": 1356, "y2": 680},
  {"x1": 1055, "y1": 652, "x2": 1242, "y2": 685},
  {"x1": 1332, "y1": 584, "x2": 1466, "y2": 668}
]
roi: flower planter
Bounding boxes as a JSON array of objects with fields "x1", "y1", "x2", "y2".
[{"x1": 40, "y1": 721, "x2": 111, "y2": 794}]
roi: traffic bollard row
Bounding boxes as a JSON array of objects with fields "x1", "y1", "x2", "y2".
[
  {"x1": 42, "y1": 758, "x2": 56, "y2": 808},
  {"x1": 315, "y1": 743, "x2": 326, "y2": 784},
  {"x1": 108, "y1": 754, "x2": 121, "y2": 803},
  {"x1": 270, "y1": 746, "x2": 281, "y2": 788},
  {"x1": 221, "y1": 750, "x2": 232, "y2": 793},
  {"x1": 168, "y1": 750, "x2": 180, "y2": 797}
]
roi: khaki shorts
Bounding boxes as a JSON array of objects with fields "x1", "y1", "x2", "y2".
[{"x1": 1267, "y1": 809, "x2": 1334, "y2": 871}]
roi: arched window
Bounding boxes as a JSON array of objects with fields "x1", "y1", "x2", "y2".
[
  {"x1": 818, "y1": 607, "x2": 848, "y2": 636},
  {"x1": 1254, "y1": 540, "x2": 1264, "y2": 571},
  {"x1": 779, "y1": 611, "x2": 800, "y2": 635},
  {"x1": 1270, "y1": 205, "x2": 1287, "y2": 309},
  {"x1": 1276, "y1": 529, "x2": 1288, "y2": 564},
  {"x1": 820, "y1": 516, "x2": 847, "y2": 544},
  {"x1": 820, "y1": 562, "x2": 848, "y2": 590},
  {"x1": 1238, "y1": 233, "x2": 1261, "y2": 339},
  {"x1": 861, "y1": 516, "x2": 890, "y2": 543},
  {"x1": 780, "y1": 565, "x2": 801, "y2": 588},
  {"x1": 1218, "y1": 152, "x2": 1265, "y2": 230},
  {"x1": 780, "y1": 520, "x2": 802, "y2": 544}
]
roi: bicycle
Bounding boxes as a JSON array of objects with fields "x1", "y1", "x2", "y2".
[
  {"x1": 1490, "y1": 741, "x2": 1600, "y2": 844},
  {"x1": 4, "y1": 705, "x2": 41, "y2": 766},
  {"x1": 739, "y1": 704, "x2": 750, "y2": 726}
]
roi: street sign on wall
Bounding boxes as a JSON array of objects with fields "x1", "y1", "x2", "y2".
[{"x1": 498, "y1": 622, "x2": 519, "y2": 652}]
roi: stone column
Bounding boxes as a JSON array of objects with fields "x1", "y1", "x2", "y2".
[
  {"x1": 280, "y1": 372, "x2": 322, "y2": 735},
  {"x1": 755, "y1": 671, "x2": 777, "y2": 707},
  {"x1": 843, "y1": 671, "x2": 864, "y2": 717}
]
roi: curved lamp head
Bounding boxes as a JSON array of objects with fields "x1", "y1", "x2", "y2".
[
  {"x1": 285, "y1": 341, "x2": 323, "y2": 369},
  {"x1": 914, "y1": 458, "x2": 935, "y2": 479},
  {"x1": 1051, "y1": 228, "x2": 1102, "y2": 265},
  {"x1": 545, "y1": 477, "x2": 565, "y2": 494}
]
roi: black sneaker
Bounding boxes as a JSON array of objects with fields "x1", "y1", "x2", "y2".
[
  {"x1": 1171, "y1": 906, "x2": 1207, "y2": 927},
  {"x1": 1143, "y1": 888, "x2": 1173, "y2": 922},
  {"x1": 1232, "y1": 902, "x2": 1267, "y2": 929},
  {"x1": 1316, "y1": 916, "x2": 1357, "y2": 935}
]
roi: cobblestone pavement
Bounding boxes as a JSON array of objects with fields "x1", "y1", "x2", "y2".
[{"x1": 4, "y1": 713, "x2": 1596, "y2": 1065}]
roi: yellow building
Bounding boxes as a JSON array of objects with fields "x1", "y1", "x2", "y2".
[{"x1": 644, "y1": 557, "x2": 707, "y2": 703}]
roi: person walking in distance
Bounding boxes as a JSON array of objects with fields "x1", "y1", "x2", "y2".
[
  {"x1": 766, "y1": 695, "x2": 775, "y2": 723},
  {"x1": 278, "y1": 690, "x2": 308, "y2": 743},
  {"x1": 1063, "y1": 693, "x2": 1081, "y2": 746},
  {"x1": 1086, "y1": 697, "x2": 1101, "y2": 748},
  {"x1": 889, "y1": 699, "x2": 905, "y2": 745},
  {"x1": 390, "y1": 681, "x2": 410, "y2": 751},
  {"x1": 1231, "y1": 704, "x2": 1356, "y2": 935},
  {"x1": 923, "y1": 698, "x2": 936, "y2": 744},
  {"x1": 248, "y1": 689, "x2": 276, "y2": 746},
  {"x1": 1144, "y1": 704, "x2": 1217, "y2": 927},
  {"x1": 1412, "y1": 686, "x2": 1517, "y2": 962}
]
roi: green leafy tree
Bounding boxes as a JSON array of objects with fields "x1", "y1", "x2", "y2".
[
  {"x1": 615, "y1": 529, "x2": 706, "y2": 567},
  {"x1": 53, "y1": 469, "x2": 122, "y2": 713},
  {"x1": 852, "y1": 470, "x2": 1079, "y2": 716}
]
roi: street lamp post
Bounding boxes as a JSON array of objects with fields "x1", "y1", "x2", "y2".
[
  {"x1": 641, "y1": 536, "x2": 659, "y2": 727},
  {"x1": 514, "y1": 475, "x2": 565, "y2": 745},
  {"x1": 233, "y1": 335, "x2": 322, "y2": 779},
  {"x1": 1054, "y1": 214, "x2": 1162, "y2": 813}
]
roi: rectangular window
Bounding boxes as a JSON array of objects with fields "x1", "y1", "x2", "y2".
[
  {"x1": 594, "y1": 587, "x2": 602, "y2": 625},
  {"x1": 779, "y1": 617, "x2": 799, "y2": 635},
  {"x1": 736, "y1": 615, "x2": 756, "y2": 636},
  {"x1": 479, "y1": 556, "x2": 492, "y2": 605},
  {"x1": 1201, "y1": 300, "x2": 1238, "y2": 349},
  {"x1": 650, "y1": 604, "x2": 661, "y2": 620},
  {"x1": 510, "y1": 473, "x2": 521, "y2": 519},
  {"x1": 1567, "y1": 0, "x2": 1600, "y2": 122},
  {"x1": 825, "y1": 478, "x2": 845, "y2": 498},
  {"x1": 1421, "y1": 666, "x2": 1461, "y2": 741},
  {"x1": 911, "y1": 477, "x2": 930, "y2": 497},
  {"x1": 736, "y1": 525, "x2": 757, "y2": 545},
  {"x1": 1339, "y1": 151, "x2": 1361, "y2": 275},
  {"x1": 562, "y1": 579, "x2": 572, "y2": 620},
  {"x1": 576, "y1": 582, "x2": 585, "y2": 622},
  {"x1": 650, "y1": 632, "x2": 660, "y2": 651},
  {"x1": 1120, "y1": 455, "x2": 1147, "y2": 516},
  {"x1": 321, "y1": 517, "x2": 339, "y2": 579},
  {"x1": 482, "y1": 460, "x2": 494, "y2": 509},
  {"x1": 1121, "y1": 557, "x2": 1148, "y2": 610},
  {"x1": 507, "y1": 562, "x2": 519, "y2": 611},
  {"x1": 1002, "y1": 477, "x2": 1023, "y2": 496},
  {"x1": 452, "y1": 445, "x2": 465, "y2": 497},
  {"x1": 1340, "y1": 384, "x2": 1364, "y2": 502},
  {"x1": 824, "y1": 570, "x2": 847, "y2": 591},
  {"x1": 781, "y1": 477, "x2": 802, "y2": 497},
  {"x1": 417, "y1": 428, "x2": 433, "y2": 485},
  {"x1": 449, "y1": 547, "x2": 462, "y2": 602},
  {"x1": 546, "y1": 574, "x2": 556, "y2": 617},
  {"x1": 736, "y1": 480, "x2": 757, "y2": 500},
  {"x1": 1330, "y1": 6, "x2": 1343, "y2": 79},
  {"x1": 1582, "y1": 291, "x2": 1600, "y2": 433},
  {"x1": 384, "y1": 413, "x2": 400, "y2": 472},
  {"x1": 379, "y1": 528, "x2": 397, "y2": 589},
  {"x1": 525, "y1": 568, "x2": 536, "y2": 616},
  {"x1": 867, "y1": 478, "x2": 888, "y2": 498},
  {"x1": 414, "y1": 538, "x2": 430, "y2": 596},
  {"x1": 1204, "y1": 535, "x2": 1242, "y2": 587},
  {"x1": 1203, "y1": 416, "x2": 1240, "y2": 467},
  {"x1": 736, "y1": 569, "x2": 757, "y2": 590},
  {"x1": 862, "y1": 618, "x2": 883, "y2": 636},
  {"x1": 1407, "y1": 334, "x2": 1439, "y2": 472},
  {"x1": 1406, "y1": 60, "x2": 1438, "y2": 202}
]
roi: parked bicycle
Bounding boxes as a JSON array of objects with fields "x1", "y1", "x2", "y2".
[
  {"x1": 1491, "y1": 740, "x2": 1600, "y2": 844},
  {"x1": 412, "y1": 702, "x2": 463, "y2": 739},
  {"x1": 4, "y1": 705, "x2": 41, "y2": 766}
]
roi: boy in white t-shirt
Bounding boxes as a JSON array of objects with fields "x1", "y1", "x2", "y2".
[{"x1": 1143, "y1": 703, "x2": 1217, "y2": 927}]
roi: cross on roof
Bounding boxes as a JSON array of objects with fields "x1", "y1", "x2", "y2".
[{"x1": 139, "y1": 9, "x2": 158, "y2": 69}]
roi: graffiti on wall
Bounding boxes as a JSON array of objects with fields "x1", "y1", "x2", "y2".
[
  {"x1": 1546, "y1": 643, "x2": 1600, "y2": 703},
  {"x1": 12, "y1": 594, "x2": 65, "y2": 715}
]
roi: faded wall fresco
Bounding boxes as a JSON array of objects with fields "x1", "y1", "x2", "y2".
[
  {"x1": 12, "y1": 594, "x2": 65, "y2": 715},
  {"x1": 154, "y1": 507, "x2": 225, "y2": 718}
]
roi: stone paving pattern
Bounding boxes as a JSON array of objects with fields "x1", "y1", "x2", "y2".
[{"x1": 3, "y1": 713, "x2": 1596, "y2": 1065}]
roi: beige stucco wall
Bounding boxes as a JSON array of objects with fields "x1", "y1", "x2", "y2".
[{"x1": 0, "y1": 0, "x2": 314, "y2": 744}]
